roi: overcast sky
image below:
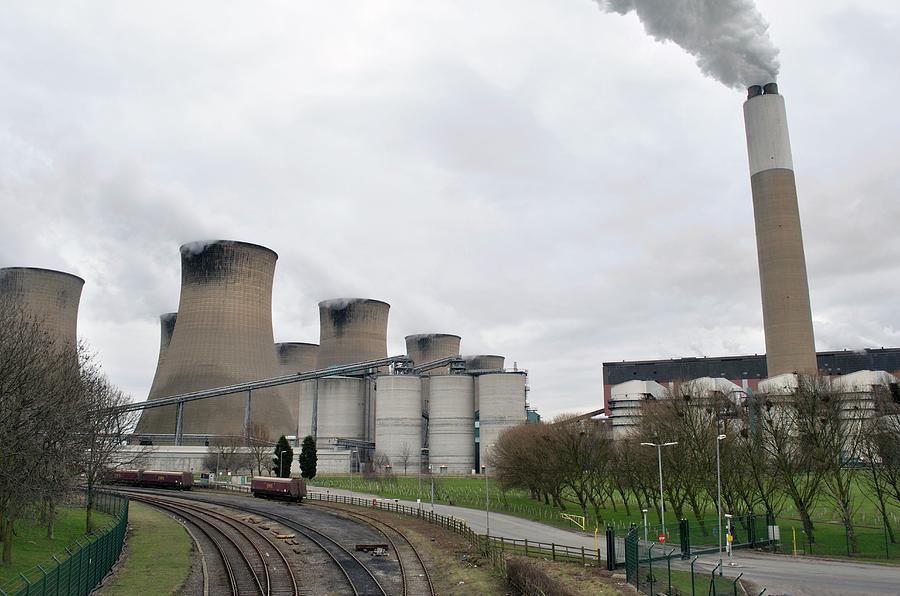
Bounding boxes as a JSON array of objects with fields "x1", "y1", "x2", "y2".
[{"x1": 2, "y1": 1, "x2": 898, "y2": 418}]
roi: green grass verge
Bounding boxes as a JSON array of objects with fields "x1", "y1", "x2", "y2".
[
  {"x1": 99, "y1": 502, "x2": 192, "y2": 596},
  {"x1": 310, "y1": 475, "x2": 899, "y2": 561},
  {"x1": 0, "y1": 508, "x2": 114, "y2": 584}
]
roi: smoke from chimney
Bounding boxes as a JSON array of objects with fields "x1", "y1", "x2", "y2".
[{"x1": 594, "y1": 0, "x2": 780, "y2": 89}]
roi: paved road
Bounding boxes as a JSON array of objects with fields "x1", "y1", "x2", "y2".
[{"x1": 317, "y1": 488, "x2": 900, "y2": 596}]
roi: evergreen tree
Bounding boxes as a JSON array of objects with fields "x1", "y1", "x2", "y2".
[
  {"x1": 298, "y1": 435, "x2": 317, "y2": 480},
  {"x1": 272, "y1": 435, "x2": 294, "y2": 478}
]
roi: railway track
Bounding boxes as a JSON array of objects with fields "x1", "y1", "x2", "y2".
[
  {"x1": 308, "y1": 502, "x2": 435, "y2": 596},
  {"x1": 121, "y1": 489, "x2": 387, "y2": 596},
  {"x1": 127, "y1": 493, "x2": 299, "y2": 596}
]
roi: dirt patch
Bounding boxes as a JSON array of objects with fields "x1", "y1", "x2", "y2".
[
  {"x1": 315, "y1": 503, "x2": 514, "y2": 594},
  {"x1": 510, "y1": 556, "x2": 637, "y2": 596}
]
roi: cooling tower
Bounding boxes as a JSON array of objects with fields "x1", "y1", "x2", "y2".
[
  {"x1": 135, "y1": 240, "x2": 293, "y2": 439},
  {"x1": 429, "y1": 375, "x2": 475, "y2": 474},
  {"x1": 316, "y1": 376, "x2": 366, "y2": 442},
  {"x1": 276, "y1": 343, "x2": 319, "y2": 440},
  {"x1": 145, "y1": 313, "x2": 177, "y2": 395},
  {"x1": 406, "y1": 334, "x2": 461, "y2": 375},
  {"x1": 0, "y1": 267, "x2": 84, "y2": 352},
  {"x1": 744, "y1": 83, "x2": 817, "y2": 376},
  {"x1": 464, "y1": 355, "x2": 505, "y2": 371},
  {"x1": 276, "y1": 342, "x2": 319, "y2": 374},
  {"x1": 316, "y1": 298, "x2": 389, "y2": 369},
  {"x1": 374, "y1": 375, "x2": 423, "y2": 473},
  {"x1": 478, "y1": 371, "x2": 526, "y2": 466}
]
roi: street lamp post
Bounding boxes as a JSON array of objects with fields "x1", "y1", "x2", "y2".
[
  {"x1": 482, "y1": 464, "x2": 490, "y2": 537},
  {"x1": 716, "y1": 433, "x2": 726, "y2": 575},
  {"x1": 641, "y1": 441, "x2": 678, "y2": 538},
  {"x1": 642, "y1": 509, "x2": 649, "y2": 542}
]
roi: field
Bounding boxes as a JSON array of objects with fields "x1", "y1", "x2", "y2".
[
  {"x1": 310, "y1": 474, "x2": 899, "y2": 561},
  {"x1": 98, "y1": 502, "x2": 192, "y2": 595},
  {"x1": 0, "y1": 507, "x2": 114, "y2": 585}
]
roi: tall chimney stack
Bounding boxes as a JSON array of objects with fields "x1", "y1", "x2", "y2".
[{"x1": 743, "y1": 83, "x2": 817, "y2": 376}]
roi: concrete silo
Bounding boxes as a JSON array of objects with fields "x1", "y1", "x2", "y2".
[
  {"x1": 316, "y1": 376, "x2": 366, "y2": 443},
  {"x1": 744, "y1": 83, "x2": 817, "y2": 376},
  {"x1": 406, "y1": 334, "x2": 461, "y2": 374},
  {"x1": 134, "y1": 240, "x2": 293, "y2": 440},
  {"x1": 0, "y1": 267, "x2": 84, "y2": 352},
  {"x1": 374, "y1": 375, "x2": 423, "y2": 473},
  {"x1": 316, "y1": 298, "x2": 389, "y2": 369},
  {"x1": 477, "y1": 371, "x2": 526, "y2": 467},
  {"x1": 275, "y1": 342, "x2": 319, "y2": 441},
  {"x1": 428, "y1": 375, "x2": 475, "y2": 474}
]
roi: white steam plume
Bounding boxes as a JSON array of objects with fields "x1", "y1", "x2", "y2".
[{"x1": 595, "y1": 0, "x2": 780, "y2": 89}]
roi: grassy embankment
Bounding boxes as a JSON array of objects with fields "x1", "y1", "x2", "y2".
[
  {"x1": 0, "y1": 508, "x2": 114, "y2": 585},
  {"x1": 310, "y1": 475, "x2": 899, "y2": 560},
  {"x1": 99, "y1": 502, "x2": 192, "y2": 595}
]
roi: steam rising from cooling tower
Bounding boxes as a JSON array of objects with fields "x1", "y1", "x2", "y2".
[
  {"x1": 595, "y1": 0, "x2": 780, "y2": 88},
  {"x1": 135, "y1": 240, "x2": 294, "y2": 439},
  {"x1": 0, "y1": 267, "x2": 84, "y2": 353}
]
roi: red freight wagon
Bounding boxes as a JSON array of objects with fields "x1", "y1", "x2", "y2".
[
  {"x1": 250, "y1": 477, "x2": 306, "y2": 502},
  {"x1": 139, "y1": 470, "x2": 193, "y2": 490},
  {"x1": 107, "y1": 469, "x2": 142, "y2": 484}
]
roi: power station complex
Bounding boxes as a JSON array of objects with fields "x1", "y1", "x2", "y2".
[
  {"x1": 120, "y1": 241, "x2": 530, "y2": 474},
  {"x1": 3, "y1": 84, "x2": 896, "y2": 472}
]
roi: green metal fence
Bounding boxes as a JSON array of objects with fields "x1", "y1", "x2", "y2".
[{"x1": 0, "y1": 492, "x2": 129, "y2": 596}]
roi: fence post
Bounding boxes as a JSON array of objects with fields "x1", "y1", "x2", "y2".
[
  {"x1": 524, "y1": 539, "x2": 528, "y2": 557},
  {"x1": 581, "y1": 546, "x2": 585, "y2": 565},
  {"x1": 690, "y1": 556, "x2": 698, "y2": 596},
  {"x1": 731, "y1": 572, "x2": 744, "y2": 596},
  {"x1": 606, "y1": 526, "x2": 616, "y2": 571},
  {"x1": 647, "y1": 544, "x2": 654, "y2": 595},
  {"x1": 748, "y1": 514, "x2": 757, "y2": 548},
  {"x1": 679, "y1": 517, "x2": 691, "y2": 559},
  {"x1": 552, "y1": 543, "x2": 556, "y2": 561}
]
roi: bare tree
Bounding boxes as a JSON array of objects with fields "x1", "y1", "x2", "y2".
[
  {"x1": 203, "y1": 435, "x2": 252, "y2": 476},
  {"x1": 758, "y1": 378, "x2": 825, "y2": 546},
  {"x1": 244, "y1": 422, "x2": 274, "y2": 476},
  {"x1": 398, "y1": 442, "x2": 412, "y2": 475}
]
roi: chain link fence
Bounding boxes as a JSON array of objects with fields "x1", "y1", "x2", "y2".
[{"x1": 0, "y1": 491, "x2": 129, "y2": 596}]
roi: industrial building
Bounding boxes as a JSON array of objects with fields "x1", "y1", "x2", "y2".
[
  {"x1": 602, "y1": 347, "x2": 900, "y2": 413},
  {"x1": 123, "y1": 240, "x2": 532, "y2": 474}
]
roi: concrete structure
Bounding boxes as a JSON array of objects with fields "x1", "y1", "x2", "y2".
[
  {"x1": 428, "y1": 375, "x2": 476, "y2": 474},
  {"x1": 374, "y1": 375, "x2": 423, "y2": 473},
  {"x1": 464, "y1": 355, "x2": 505, "y2": 371},
  {"x1": 294, "y1": 380, "x2": 316, "y2": 440},
  {"x1": 315, "y1": 376, "x2": 366, "y2": 443},
  {"x1": 477, "y1": 372, "x2": 526, "y2": 466},
  {"x1": 276, "y1": 342, "x2": 319, "y2": 374},
  {"x1": 276, "y1": 342, "x2": 319, "y2": 440},
  {"x1": 134, "y1": 240, "x2": 293, "y2": 440},
  {"x1": 316, "y1": 298, "x2": 389, "y2": 369},
  {"x1": 406, "y1": 334, "x2": 461, "y2": 374},
  {"x1": 608, "y1": 380, "x2": 666, "y2": 439},
  {"x1": 744, "y1": 83, "x2": 817, "y2": 377},
  {"x1": 758, "y1": 373, "x2": 799, "y2": 395},
  {"x1": 146, "y1": 313, "x2": 178, "y2": 401},
  {"x1": 0, "y1": 267, "x2": 84, "y2": 352}
]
